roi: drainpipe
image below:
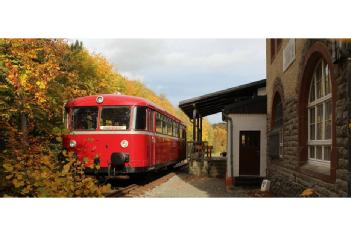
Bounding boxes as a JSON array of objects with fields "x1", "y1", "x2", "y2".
[{"x1": 223, "y1": 112, "x2": 234, "y2": 185}]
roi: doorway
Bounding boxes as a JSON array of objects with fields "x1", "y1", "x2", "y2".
[{"x1": 239, "y1": 131, "x2": 260, "y2": 176}]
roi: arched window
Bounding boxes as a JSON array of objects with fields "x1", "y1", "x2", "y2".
[
  {"x1": 273, "y1": 94, "x2": 283, "y2": 129},
  {"x1": 308, "y1": 59, "x2": 332, "y2": 164},
  {"x1": 270, "y1": 92, "x2": 283, "y2": 159}
]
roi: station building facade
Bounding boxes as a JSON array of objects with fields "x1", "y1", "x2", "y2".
[{"x1": 266, "y1": 39, "x2": 351, "y2": 196}]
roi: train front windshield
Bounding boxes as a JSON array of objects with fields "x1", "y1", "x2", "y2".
[
  {"x1": 70, "y1": 106, "x2": 147, "y2": 131},
  {"x1": 100, "y1": 106, "x2": 131, "y2": 130},
  {"x1": 72, "y1": 107, "x2": 98, "y2": 130}
]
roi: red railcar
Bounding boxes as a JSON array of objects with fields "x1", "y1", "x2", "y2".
[{"x1": 62, "y1": 94, "x2": 186, "y2": 176}]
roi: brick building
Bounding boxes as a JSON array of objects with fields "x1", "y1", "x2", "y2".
[{"x1": 266, "y1": 39, "x2": 351, "y2": 196}]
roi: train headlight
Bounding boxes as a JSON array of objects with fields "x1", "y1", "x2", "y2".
[
  {"x1": 96, "y1": 96, "x2": 104, "y2": 104},
  {"x1": 120, "y1": 140, "x2": 129, "y2": 148},
  {"x1": 69, "y1": 140, "x2": 77, "y2": 148}
]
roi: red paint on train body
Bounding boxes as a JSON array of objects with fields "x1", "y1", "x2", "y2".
[{"x1": 62, "y1": 94, "x2": 186, "y2": 175}]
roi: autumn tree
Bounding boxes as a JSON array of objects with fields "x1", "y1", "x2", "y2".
[
  {"x1": 0, "y1": 39, "x2": 110, "y2": 197},
  {"x1": 0, "y1": 38, "x2": 216, "y2": 196},
  {"x1": 212, "y1": 123, "x2": 227, "y2": 155}
]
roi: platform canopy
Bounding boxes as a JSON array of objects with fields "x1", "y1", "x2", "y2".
[{"x1": 179, "y1": 79, "x2": 266, "y2": 119}]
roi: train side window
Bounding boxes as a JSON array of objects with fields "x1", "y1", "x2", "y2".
[
  {"x1": 63, "y1": 108, "x2": 69, "y2": 129},
  {"x1": 167, "y1": 119, "x2": 172, "y2": 136},
  {"x1": 135, "y1": 106, "x2": 147, "y2": 131},
  {"x1": 162, "y1": 116, "x2": 167, "y2": 135},
  {"x1": 156, "y1": 112, "x2": 162, "y2": 133},
  {"x1": 148, "y1": 110, "x2": 154, "y2": 132},
  {"x1": 172, "y1": 122, "x2": 177, "y2": 137}
]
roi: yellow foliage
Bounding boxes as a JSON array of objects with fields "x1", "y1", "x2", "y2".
[
  {"x1": 300, "y1": 188, "x2": 316, "y2": 197},
  {"x1": 3, "y1": 163, "x2": 14, "y2": 172},
  {"x1": 35, "y1": 80, "x2": 46, "y2": 89},
  {"x1": 2, "y1": 143, "x2": 110, "y2": 197}
]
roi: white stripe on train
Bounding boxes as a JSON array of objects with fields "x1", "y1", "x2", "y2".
[{"x1": 69, "y1": 130, "x2": 184, "y2": 141}]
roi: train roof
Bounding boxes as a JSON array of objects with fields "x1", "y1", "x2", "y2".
[{"x1": 65, "y1": 94, "x2": 185, "y2": 125}]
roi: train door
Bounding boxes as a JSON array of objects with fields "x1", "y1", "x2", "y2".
[{"x1": 148, "y1": 109, "x2": 156, "y2": 167}]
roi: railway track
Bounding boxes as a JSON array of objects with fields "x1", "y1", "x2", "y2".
[
  {"x1": 105, "y1": 161, "x2": 187, "y2": 197},
  {"x1": 105, "y1": 184, "x2": 139, "y2": 197}
]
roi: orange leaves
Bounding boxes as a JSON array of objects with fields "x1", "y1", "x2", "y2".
[
  {"x1": 62, "y1": 161, "x2": 73, "y2": 175},
  {"x1": 300, "y1": 188, "x2": 318, "y2": 197},
  {"x1": 100, "y1": 184, "x2": 111, "y2": 194},
  {"x1": 12, "y1": 178, "x2": 25, "y2": 188}
]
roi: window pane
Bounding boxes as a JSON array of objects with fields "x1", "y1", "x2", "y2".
[
  {"x1": 324, "y1": 64, "x2": 331, "y2": 95},
  {"x1": 324, "y1": 146, "x2": 331, "y2": 161},
  {"x1": 279, "y1": 129, "x2": 283, "y2": 145},
  {"x1": 100, "y1": 106, "x2": 130, "y2": 130},
  {"x1": 72, "y1": 107, "x2": 98, "y2": 130},
  {"x1": 309, "y1": 77, "x2": 315, "y2": 102},
  {"x1": 148, "y1": 111, "x2": 154, "y2": 131},
  {"x1": 316, "y1": 146, "x2": 322, "y2": 160},
  {"x1": 273, "y1": 95, "x2": 282, "y2": 128},
  {"x1": 316, "y1": 104, "x2": 323, "y2": 140},
  {"x1": 325, "y1": 100, "x2": 332, "y2": 139},
  {"x1": 309, "y1": 146, "x2": 315, "y2": 159},
  {"x1": 167, "y1": 120, "x2": 172, "y2": 135},
  {"x1": 309, "y1": 107, "x2": 315, "y2": 123},
  {"x1": 162, "y1": 117, "x2": 167, "y2": 134},
  {"x1": 316, "y1": 63, "x2": 322, "y2": 99},
  {"x1": 156, "y1": 113, "x2": 162, "y2": 133},
  {"x1": 64, "y1": 109, "x2": 68, "y2": 129},
  {"x1": 310, "y1": 124, "x2": 315, "y2": 140},
  {"x1": 309, "y1": 108, "x2": 315, "y2": 140},
  {"x1": 173, "y1": 123, "x2": 178, "y2": 137},
  {"x1": 135, "y1": 106, "x2": 147, "y2": 130}
]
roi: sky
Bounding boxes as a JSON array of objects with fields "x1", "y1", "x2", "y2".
[{"x1": 79, "y1": 39, "x2": 266, "y2": 123}]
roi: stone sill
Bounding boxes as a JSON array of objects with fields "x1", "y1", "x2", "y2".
[
  {"x1": 301, "y1": 162, "x2": 330, "y2": 176},
  {"x1": 299, "y1": 162, "x2": 334, "y2": 183}
]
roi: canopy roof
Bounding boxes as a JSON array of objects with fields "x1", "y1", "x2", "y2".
[{"x1": 179, "y1": 79, "x2": 266, "y2": 119}]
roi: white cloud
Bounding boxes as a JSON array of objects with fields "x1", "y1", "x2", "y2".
[
  {"x1": 121, "y1": 71, "x2": 145, "y2": 83},
  {"x1": 80, "y1": 39, "x2": 266, "y2": 123}
]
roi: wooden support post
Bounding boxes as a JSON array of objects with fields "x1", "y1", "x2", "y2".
[
  {"x1": 192, "y1": 107, "x2": 197, "y2": 145},
  {"x1": 196, "y1": 117, "x2": 199, "y2": 142},
  {"x1": 199, "y1": 116, "x2": 203, "y2": 142}
]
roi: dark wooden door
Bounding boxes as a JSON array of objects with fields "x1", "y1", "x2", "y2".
[{"x1": 239, "y1": 131, "x2": 260, "y2": 176}]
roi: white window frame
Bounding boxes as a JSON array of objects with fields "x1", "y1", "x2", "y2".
[{"x1": 307, "y1": 59, "x2": 332, "y2": 166}]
